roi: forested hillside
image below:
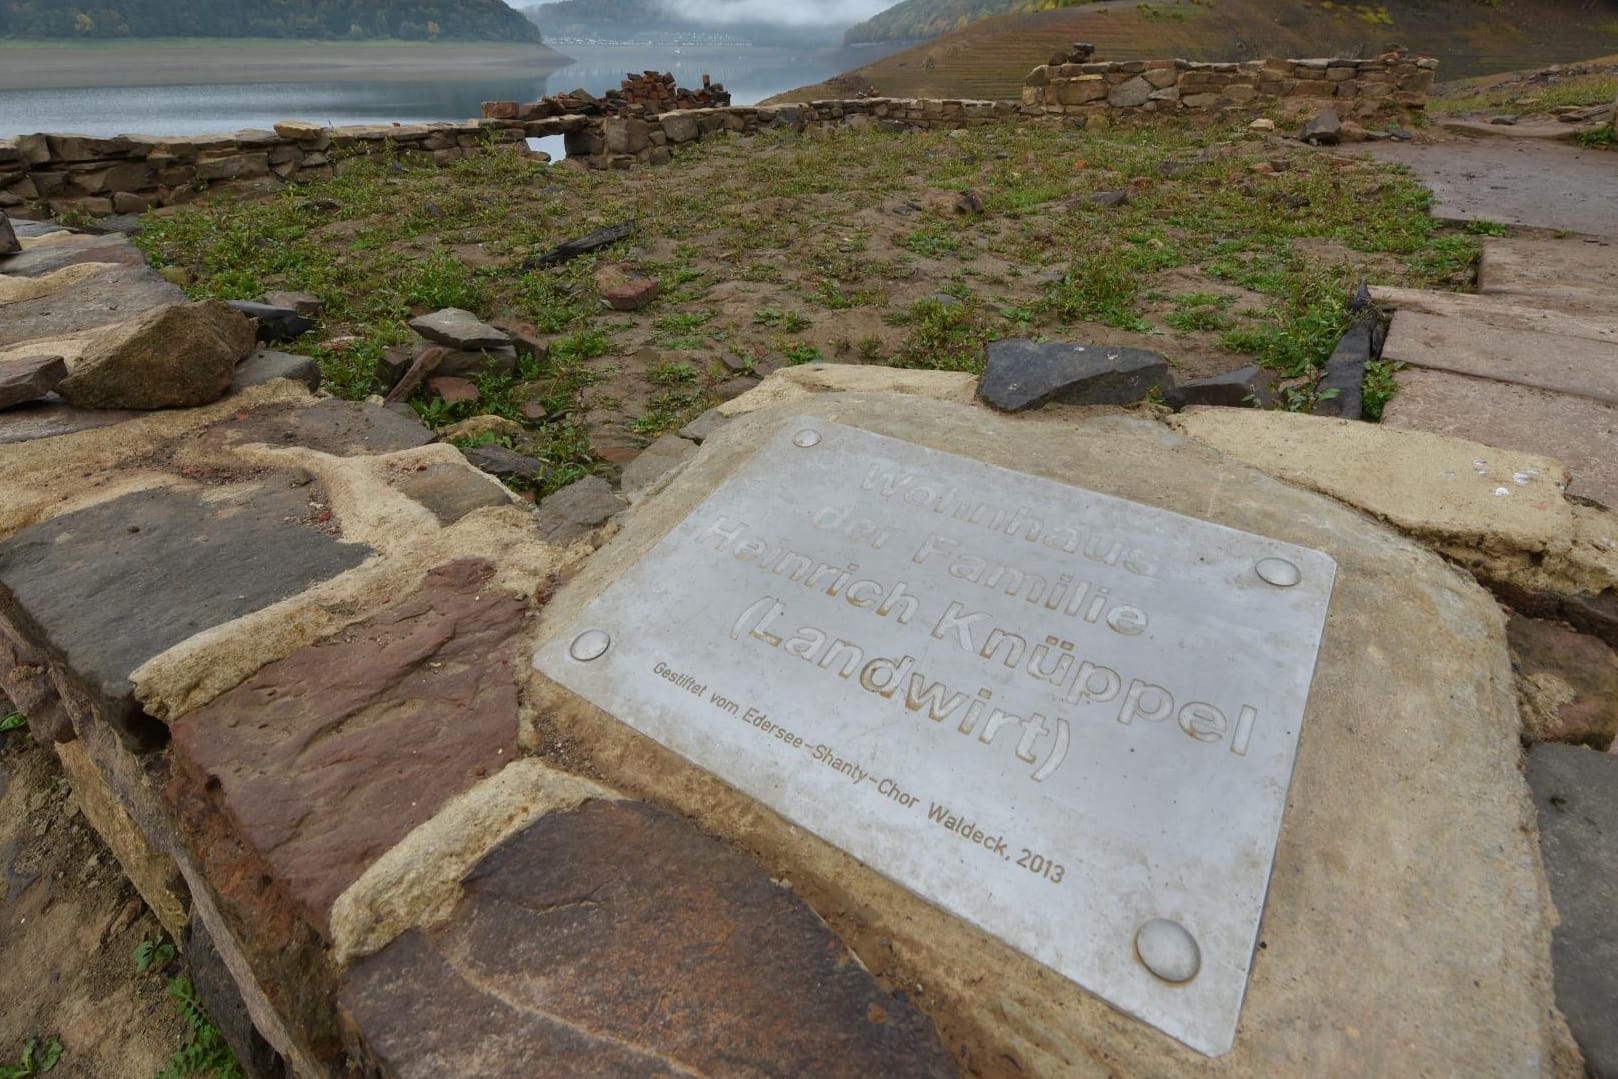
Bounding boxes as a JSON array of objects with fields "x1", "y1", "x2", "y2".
[{"x1": 0, "y1": 0, "x2": 544, "y2": 41}]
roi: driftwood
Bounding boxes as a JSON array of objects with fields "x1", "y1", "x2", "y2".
[{"x1": 521, "y1": 220, "x2": 635, "y2": 271}]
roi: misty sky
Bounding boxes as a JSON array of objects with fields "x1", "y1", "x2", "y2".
[{"x1": 536, "y1": 0, "x2": 896, "y2": 26}]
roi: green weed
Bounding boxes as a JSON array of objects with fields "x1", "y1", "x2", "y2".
[
  {"x1": 0, "y1": 1037, "x2": 62, "y2": 1078},
  {"x1": 0, "y1": 712, "x2": 26, "y2": 733},
  {"x1": 155, "y1": 977, "x2": 240, "y2": 1079}
]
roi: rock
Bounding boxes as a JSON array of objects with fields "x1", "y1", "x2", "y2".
[
  {"x1": 534, "y1": 476, "x2": 627, "y2": 544},
  {"x1": 438, "y1": 415, "x2": 524, "y2": 444},
  {"x1": 1387, "y1": 126, "x2": 1415, "y2": 140},
  {"x1": 0, "y1": 210, "x2": 17, "y2": 256},
  {"x1": 407, "y1": 309, "x2": 510, "y2": 352},
  {"x1": 56, "y1": 300, "x2": 256, "y2": 410},
  {"x1": 678, "y1": 407, "x2": 730, "y2": 444},
  {"x1": 203, "y1": 399, "x2": 434, "y2": 457},
  {"x1": 262, "y1": 290, "x2": 324, "y2": 317},
  {"x1": 462, "y1": 444, "x2": 547, "y2": 484},
  {"x1": 600, "y1": 278, "x2": 661, "y2": 312},
  {"x1": 1248, "y1": 118, "x2": 1277, "y2": 133},
  {"x1": 425, "y1": 376, "x2": 479, "y2": 405},
  {"x1": 1090, "y1": 190, "x2": 1130, "y2": 207},
  {"x1": 0, "y1": 400, "x2": 145, "y2": 445},
  {"x1": 167, "y1": 559, "x2": 524, "y2": 933},
  {"x1": 619, "y1": 433, "x2": 699, "y2": 498},
  {"x1": 0, "y1": 631, "x2": 72, "y2": 745},
  {"x1": 383, "y1": 347, "x2": 445, "y2": 405},
  {"x1": 228, "y1": 349, "x2": 321, "y2": 395},
  {"x1": 1491, "y1": 115, "x2": 1520, "y2": 126},
  {"x1": 1302, "y1": 108, "x2": 1343, "y2": 146},
  {"x1": 393, "y1": 463, "x2": 513, "y2": 525},
  {"x1": 433, "y1": 346, "x2": 518, "y2": 380},
  {"x1": 977, "y1": 339, "x2": 1170, "y2": 412},
  {"x1": 1107, "y1": 75, "x2": 1154, "y2": 108},
  {"x1": 0, "y1": 354, "x2": 67, "y2": 410},
  {"x1": 0, "y1": 264, "x2": 186, "y2": 349},
  {"x1": 181, "y1": 916, "x2": 281, "y2": 1078},
  {"x1": 1313, "y1": 311, "x2": 1376, "y2": 420},
  {"x1": 1526, "y1": 745, "x2": 1618, "y2": 1076},
  {"x1": 1509, "y1": 615, "x2": 1618, "y2": 750},
  {"x1": 1164, "y1": 365, "x2": 1275, "y2": 411},
  {"x1": 225, "y1": 300, "x2": 315, "y2": 343},
  {"x1": 521, "y1": 220, "x2": 635, "y2": 272},
  {"x1": 0, "y1": 479, "x2": 370, "y2": 742},
  {"x1": 339, "y1": 800, "x2": 957, "y2": 1079}
]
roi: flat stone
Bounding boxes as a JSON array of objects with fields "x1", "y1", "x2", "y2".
[
  {"x1": 0, "y1": 354, "x2": 67, "y2": 410},
  {"x1": 1368, "y1": 286, "x2": 1618, "y2": 347},
  {"x1": 534, "y1": 389, "x2": 1573, "y2": 1075},
  {"x1": 228, "y1": 349, "x2": 321, "y2": 395},
  {"x1": 0, "y1": 231, "x2": 145, "y2": 278},
  {"x1": 1314, "y1": 311, "x2": 1375, "y2": 420},
  {"x1": 461, "y1": 443, "x2": 546, "y2": 483},
  {"x1": 0, "y1": 211, "x2": 17, "y2": 256},
  {"x1": 1509, "y1": 614, "x2": 1618, "y2": 750},
  {"x1": 1382, "y1": 310, "x2": 1618, "y2": 405},
  {"x1": 1107, "y1": 75, "x2": 1154, "y2": 107},
  {"x1": 1164, "y1": 365, "x2": 1275, "y2": 410},
  {"x1": 678, "y1": 406, "x2": 730, "y2": 443},
  {"x1": 425, "y1": 376, "x2": 478, "y2": 404},
  {"x1": 56, "y1": 300, "x2": 256, "y2": 410},
  {"x1": 0, "y1": 397, "x2": 144, "y2": 444},
  {"x1": 1172, "y1": 408, "x2": 1573, "y2": 556},
  {"x1": 339, "y1": 799, "x2": 956, "y2": 1078},
  {"x1": 407, "y1": 308, "x2": 509, "y2": 351},
  {"x1": 0, "y1": 480, "x2": 370, "y2": 741},
  {"x1": 0, "y1": 264, "x2": 186, "y2": 348},
  {"x1": 1383, "y1": 368, "x2": 1618, "y2": 509},
  {"x1": 1526, "y1": 744, "x2": 1618, "y2": 1076},
  {"x1": 977, "y1": 338, "x2": 1170, "y2": 411},
  {"x1": 619, "y1": 432, "x2": 698, "y2": 498},
  {"x1": 168, "y1": 560, "x2": 524, "y2": 934},
  {"x1": 261, "y1": 291, "x2": 325, "y2": 317},
  {"x1": 393, "y1": 463, "x2": 513, "y2": 525},
  {"x1": 203, "y1": 399, "x2": 434, "y2": 457},
  {"x1": 382, "y1": 347, "x2": 443, "y2": 404},
  {"x1": 1479, "y1": 237, "x2": 1618, "y2": 314},
  {"x1": 601, "y1": 277, "x2": 661, "y2": 312},
  {"x1": 432, "y1": 346, "x2": 517, "y2": 380},
  {"x1": 225, "y1": 300, "x2": 316, "y2": 343},
  {"x1": 533, "y1": 475, "x2": 626, "y2": 544}
]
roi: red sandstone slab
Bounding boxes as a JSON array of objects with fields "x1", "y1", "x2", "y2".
[
  {"x1": 167, "y1": 559, "x2": 526, "y2": 937},
  {"x1": 340, "y1": 799, "x2": 957, "y2": 1078}
]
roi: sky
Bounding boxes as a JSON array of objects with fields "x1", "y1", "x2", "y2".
[{"x1": 637, "y1": 0, "x2": 895, "y2": 26}]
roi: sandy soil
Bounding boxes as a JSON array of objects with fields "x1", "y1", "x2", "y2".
[{"x1": 0, "y1": 41, "x2": 572, "y2": 91}]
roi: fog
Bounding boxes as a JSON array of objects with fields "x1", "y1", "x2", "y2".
[{"x1": 650, "y1": 0, "x2": 893, "y2": 27}]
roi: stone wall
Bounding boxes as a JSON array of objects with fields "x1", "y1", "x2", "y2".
[{"x1": 1025, "y1": 53, "x2": 1438, "y2": 123}]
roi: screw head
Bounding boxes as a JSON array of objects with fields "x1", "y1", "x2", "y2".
[
  {"x1": 568, "y1": 629, "x2": 612, "y2": 662},
  {"x1": 792, "y1": 429, "x2": 822, "y2": 448},
  {"x1": 1255, "y1": 557, "x2": 1302, "y2": 588},
  {"x1": 1135, "y1": 918, "x2": 1201, "y2": 984}
]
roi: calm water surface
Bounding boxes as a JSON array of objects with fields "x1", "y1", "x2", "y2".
[{"x1": 0, "y1": 44, "x2": 901, "y2": 138}]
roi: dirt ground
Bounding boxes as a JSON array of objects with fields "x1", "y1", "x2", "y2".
[{"x1": 0, "y1": 728, "x2": 187, "y2": 1078}]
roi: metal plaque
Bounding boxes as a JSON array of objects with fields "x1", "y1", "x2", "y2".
[{"x1": 534, "y1": 419, "x2": 1336, "y2": 1056}]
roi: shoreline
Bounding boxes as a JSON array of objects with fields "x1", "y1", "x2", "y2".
[{"x1": 0, "y1": 40, "x2": 574, "y2": 90}]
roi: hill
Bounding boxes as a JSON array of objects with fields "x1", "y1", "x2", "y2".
[
  {"x1": 845, "y1": 0, "x2": 1098, "y2": 45},
  {"x1": 0, "y1": 0, "x2": 543, "y2": 41},
  {"x1": 777, "y1": 0, "x2": 1618, "y2": 102},
  {"x1": 521, "y1": 0, "x2": 842, "y2": 45}
]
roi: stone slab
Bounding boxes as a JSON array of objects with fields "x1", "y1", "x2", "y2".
[
  {"x1": 1526, "y1": 745, "x2": 1618, "y2": 1077},
  {"x1": 0, "y1": 232, "x2": 146, "y2": 278},
  {"x1": 1480, "y1": 238, "x2": 1618, "y2": 309},
  {"x1": 339, "y1": 798, "x2": 956, "y2": 1078},
  {"x1": 1383, "y1": 367, "x2": 1618, "y2": 509},
  {"x1": 392, "y1": 462, "x2": 513, "y2": 524},
  {"x1": 407, "y1": 309, "x2": 508, "y2": 351},
  {"x1": 533, "y1": 392, "x2": 1571, "y2": 1076},
  {"x1": 1369, "y1": 285, "x2": 1618, "y2": 346},
  {"x1": 0, "y1": 264, "x2": 186, "y2": 349},
  {"x1": 1382, "y1": 310, "x2": 1618, "y2": 405},
  {"x1": 0, "y1": 397, "x2": 144, "y2": 445},
  {"x1": 0, "y1": 354, "x2": 66, "y2": 410},
  {"x1": 977, "y1": 339, "x2": 1169, "y2": 411},
  {"x1": 537, "y1": 419, "x2": 1337, "y2": 1056},
  {"x1": 533, "y1": 475, "x2": 626, "y2": 544},
  {"x1": 619, "y1": 432, "x2": 698, "y2": 499},
  {"x1": 228, "y1": 349, "x2": 321, "y2": 396},
  {"x1": 1509, "y1": 614, "x2": 1618, "y2": 750},
  {"x1": 203, "y1": 399, "x2": 433, "y2": 457},
  {"x1": 167, "y1": 560, "x2": 524, "y2": 935},
  {"x1": 0, "y1": 480, "x2": 370, "y2": 738}
]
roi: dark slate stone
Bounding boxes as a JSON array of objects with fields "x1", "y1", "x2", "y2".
[
  {"x1": 1526, "y1": 745, "x2": 1618, "y2": 1077},
  {"x1": 0, "y1": 480, "x2": 370, "y2": 743},
  {"x1": 520, "y1": 219, "x2": 635, "y2": 271},
  {"x1": 1302, "y1": 108, "x2": 1343, "y2": 146},
  {"x1": 225, "y1": 300, "x2": 316, "y2": 344},
  {"x1": 204, "y1": 399, "x2": 433, "y2": 457},
  {"x1": 339, "y1": 799, "x2": 957, "y2": 1079},
  {"x1": 462, "y1": 444, "x2": 547, "y2": 483},
  {"x1": 1165, "y1": 364, "x2": 1276, "y2": 411},
  {"x1": 0, "y1": 354, "x2": 68, "y2": 411},
  {"x1": 182, "y1": 915, "x2": 284, "y2": 1079},
  {"x1": 406, "y1": 309, "x2": 509, "y2": 352},
  {"x1": 977, "y1": 338, "x2": 1170, "y2": 412},
  {"x1": 1313, "y1": 311, "x2": 1375, "y2": 420},
  {"x1": 0, "y1": 211, "x2": 17, "y2": 256},
  {"x1": 228, "y1": 349, "x2": 321, "y2": 395},
  {"x1": 0, "y1": 264, "x2": 186, "y2": 348},
  {"x1": 394, "y1": 463, "x2": 514, "y2": 525},
  {"x1": 534, "y1": 475, "x2": 626, "y2": 544},
  {"x1": 0, "y1": 397, "x2": 144, "y2": 445}
]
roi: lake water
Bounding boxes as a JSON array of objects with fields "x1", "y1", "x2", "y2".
[{"x1": 0, "y1": 43, "x2": 903, "y2": 139}]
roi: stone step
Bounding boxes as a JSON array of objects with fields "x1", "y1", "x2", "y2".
[
  {"x1": 1369, "y1": 286, "x2": 1618, "y2": 346},
  {"x1": 1382, "y1": 367, "x2": 1618, "y2": 509},
  {"x1": 1479, "y1": 237, "x2": 1618, "y2": 314},
  {"x1": 1382, "y1": 310, "x2": 1618, "y2": 405}
]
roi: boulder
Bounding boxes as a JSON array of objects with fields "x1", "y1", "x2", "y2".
[
  {"x1": 56, "y1": 300, "x2": 256, "y2": 410},
  {"x1": 0, "y1": 354, "x2": 67, "y2": 410},
  {"x1": 407, "y1": 309, "x2": 510, "y2": 352},
  {"x1": 0, "y1": 210, "x2": 17, "y2": 256},
  {"x1": 226, "y1": 300, "x2": 316, "y2": 343},
  {"x1": 976, "y1": 339, "x2": 1170, "y2": 412}
]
